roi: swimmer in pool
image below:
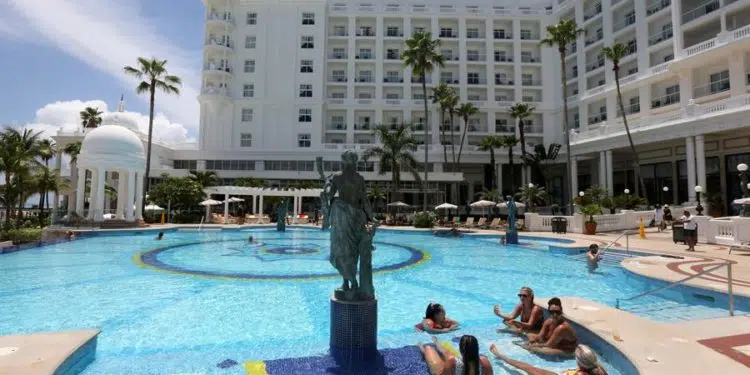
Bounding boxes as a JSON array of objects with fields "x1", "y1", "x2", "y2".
[
  {"x1": 587, "y1": 244, "x2": 601, "y2": 272},
  {"x1": 494, "y1": 286, "x2": 543, "y2": 334},
  {"x1": 155, "y1": 232, "x2": 164, "y2": 240},
  {"x1": 248, "y1": 235, "x2": 255, "y2": 243},
  {"x1": 419, "y1": 302, "x2": 460, "y2": 333},
  {"x1": 490, "y1": 344, "x2": 608, "y2": 375}
]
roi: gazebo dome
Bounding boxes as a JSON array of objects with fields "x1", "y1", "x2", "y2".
[
  {"x1": 100, "y1": 112, "x2": 141, "y2": 134},
  {"x1": 79, "y1": 124, "x2": 146, "y2": 170}
]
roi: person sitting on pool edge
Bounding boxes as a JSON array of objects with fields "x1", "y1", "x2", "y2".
[
  {"x1": 489, "y1": 344, "x2": 607, "y2": 375},
  {"x1": 419, "y1": 335, "x2": 494, "y2": 375},
  {"x1": 586, "y1": 244, "x2": 602, "y2": 272},
  {"x1": 520, "y1": 297, "x2": 578, "y2": 356},
  {"x1": 494, "y1": 286, "x2": 544, "y2": 334},
  {"x1": 418, "y1": 302, "x2": 460, "y2": 333},
  {"x1": 155, "y1": 232, "x2": 164, "y2": 240}
]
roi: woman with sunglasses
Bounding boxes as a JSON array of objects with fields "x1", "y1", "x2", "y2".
[
  {"x1": 489, "y1": 344, "x2": 608, "y2": 375},
  {"x1": 521, "y1": 297, "x2": 578, "y2": 356},
  {"x1": 419, "y1": 335, "x2": 495, "y2": 375},
  {"x1": 494, "y1": 287, "x2": 544, "y2": 334}
]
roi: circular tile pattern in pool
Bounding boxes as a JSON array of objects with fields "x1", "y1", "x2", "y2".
[{"x1": 133, "y1": 237, "x2": 429, "y2": 280}]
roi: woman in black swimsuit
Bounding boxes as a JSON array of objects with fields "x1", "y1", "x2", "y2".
[{"x1": 494, "y1": 286, "x2": 544, "y2": 333}]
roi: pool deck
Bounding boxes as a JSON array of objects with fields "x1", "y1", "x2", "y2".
[
  {"x1": 13, "y1": 223, "x2": 750, "y2": 374},
  {"x1": 0, "y1": 329, "x2": 99, "y2": 375}
]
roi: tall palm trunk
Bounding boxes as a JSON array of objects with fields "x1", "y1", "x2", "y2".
[
  {"x1": 16, "y1": 177, "x2": 24, "y2": 228},
  {"x1": 143, "y1": 83, "x2": 156, "y2": 215},
  {"x1": 518, "y1": 117, "x2": 528, "y2": 185},
  {"x1": 68, "y1": 162, "x2": 78, "y2": 214},
  {"x1": 614, "y1": 66, "x2": 647, "y2": 198},
  {"x1": 38, "y1": 184, "x2": 45, "y2": 227},
  {"x1": 391, "y1": 168, "x2": 401, "y2": 202},
  {"x1": 489, "y1": 149, "x2": 496, "y2": 190},
  {"x1": 560, "y1": 49, "x2": 574, "y2": 214},
  {"x1": 439, "y1": 109, "x2": 448, "y2": 165},
  {"x1": 421, "y1": 75, "x2": 429, "y2": 210},
  {"x1": 449, "y1": 112, "x2": 458, "y2": 204},
  {"x1": 4, "y1": 174, "x2": 11, "y2": 228},
  {"x1": 508, "y1": 146, "x2": 515, "y2": 192}
]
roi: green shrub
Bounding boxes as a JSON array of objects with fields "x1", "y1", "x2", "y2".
[
  {"x1": 413, "y1": 211, "x2": 436, "y2": 228},
  {"x1": 1, "y1": 228, "x2": 43, "y2": 245},
  {"x1": 172, "y1": 212, "x2": 203, "y2": 224}
]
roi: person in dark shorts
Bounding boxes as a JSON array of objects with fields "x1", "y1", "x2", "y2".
[{"x1": 680, "y1": 210, "x2": 697, "y2": 251}]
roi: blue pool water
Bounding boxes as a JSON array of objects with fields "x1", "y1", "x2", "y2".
[{"x1": 0, "y1": 228, "x2": 743, "y2": 374}]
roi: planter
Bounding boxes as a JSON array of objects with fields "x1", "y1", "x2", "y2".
[{"x1": 584, "y1": 221, "x2": 597, "y2": 235}]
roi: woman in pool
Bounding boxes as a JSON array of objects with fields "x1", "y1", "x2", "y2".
[
  {"x1": 419, "y1": 303, "x2": 460, "y2": 333},
  {"x1": 494, "y1": 287, "x2": 544, "y2": 334},
  {"x1": 521, "y1": 297, "x2": 578, "y2": 356},
  {"x1": 489, "y1": 344, "x2": 607, "y2": 375},
  {"x1": 419, "y1": 335, "x2": 494, "y2": 375}
]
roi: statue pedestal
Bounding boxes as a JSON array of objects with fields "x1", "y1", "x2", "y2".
[
  {"x1": 330, "y1": 294, "x2": 378, "y2": 362},
  {"x1": 506, "y1": 231, "x2": 519, "y2": 245}
]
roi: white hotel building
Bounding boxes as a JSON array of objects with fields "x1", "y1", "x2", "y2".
[{"x1": 54, "y1": 0, "x2": 750, "y2": 213}]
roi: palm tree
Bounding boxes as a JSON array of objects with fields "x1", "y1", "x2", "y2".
[
  {"x1": 80, "y1": 107, "x2": 103, "y2": 129},
  {"x1": 188, "y1": 170, "x2": 219, "y2": 187},
  {"x1": 124, "y1": 57, "x2": 182, "y2": 213},
  {"x1": 367, "y1": 185, "x2": 386, "y2": 213},
  {"x1": 478, "y1": 136, "x2": 504, "y2": 190},
  {"x1": 499, "y1": 135, "x2": 520, "y2": 191},
  {"x1": 516, "y1": 184, "x2": 548, "y2": 213},
  {"x1": 0, "y1": 128, "x2": 43, "y2": 227},
  {"x1": 403, "y1": 31, "x2": 444, "y2": 210},
  {"x1": 63, "y1": 141, "x2": 82, "y2": 214},
  {"x1": 603, "y1": 43, "x2": 647, "y2": 198},
  {"x1": 540, "y1": 19, "x2": 583, "y2": 213},
  {"x1": 363, "y1": 124, "x2": 422, "y2": 202},
  {"x1": 509, "y1": 103, "x2": 536, "y2": 185},
  {"x1": 455, "y1": 102, "x2": 479, "y2": 165},
  {"x1": 35, "y1": 139, "x2": 56, "y2": 218},
  {"x1": 524, "y1": 143, "x2": 562, "y2": 197},
  {"x1": 432, "y1": 83, "x2": 452, "y2": 165},
  {"x1": 34, "y1": 167, "x2": 67, "y2": 227}
]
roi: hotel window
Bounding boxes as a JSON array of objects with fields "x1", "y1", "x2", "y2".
[
  {"x1": 246, "y1": 12, "x2": 257, "y2": 25},
  {"x1": 710, "y1": 70, "x2": 730, "y2": 94},
  {"x1": 386, "y1": 26, "x2": 400, "y2": 37},
  {"x1": 302, "y1": 12, "x2": 315, "y2": 25},
  {"x1": 466, "y1": 28, "x2": 479, "y2": 38},
  {"x1": 298, "y1": 109, "x2": 312, "y2": 122},
  {"x1": 522, "y1": 73, "x2": 533, "y2": 85},
  {"x1": 241, "y1": 108, "x2": 254, "y2": 122},
  {"x1": 331, "y1": 116, "x2": 345, "y2": 129},
  {"x1": 440, "y1": 72, "x2": 453, "y2": 83},
  {"x1": 245, "y1": 36, "x2": 256, "y2": 49},
  {"x1": 298, "y1": 133, "x2": 311, "y2": 148},
  {"x1": 244, "y1": 60, "x2": 255, "y2": 73},
  {"x1": 520, "y1": 29, "x2": 531, "y2": 39},
  {"x1": 385, "y1": 71, "x2": 400, "y2": 83},
  {"x1": 358, "y1": 70, "x2": 373, "y2": 82},
  {"x1": 242, "y1": 84, "x2": 254, "y2": 98},
  {"x1": 334, "y1": 26, "x2": 347, "y2": 36},
  {"x1": 301, "y1": 36, "x2": 314, "y2": 49},
  {"x1": 299, "y1": 84, "x2": 312, "y2": 97},
  {"x1": 467, "y1": 72, "x2": 479, "y2": 84},
  {"x1": 439, "y1": 28, "x2": 454, "y2": 38},
  {"x1": 300, "y1": 60, "x2": 313, "y2": 73},
  {"x1": 494, "y1": 50, "x2": 507, "y2": 62},
  {"x1": 240, "y1": 133, "x2": 252, "y2": 147}
]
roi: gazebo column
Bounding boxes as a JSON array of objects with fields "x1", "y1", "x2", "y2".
[
  {"x1": 126, "y1": 170, "x2": 135, "y2": 221},
  {"x1": 116, "y1": 170, "x2": 128, "y2": 219},
  {"x1": 51, "y1": 151, "x2": 62, "y2": 221},
  {"x1": 93, "y1": 168, "x2": 106, "y2": 221},
  {"x1": 75, "y1": 168, "x2": 86, "y2": 216},
  {"x1": 134, "y1": 172, "x2": 144, "y2": 220},
  {"x1": 292, "y1": 196, "x2": 299, "y2": 223},
  {"x1": 259, "y1": 195, "x2": 264, "y2": 222},
  {"x1": 251, "y1": 195, "x2": 256, "y2": 214},
  {"x1": 224, "y1": 193, "x2": 230, "y2": 219},
  {"x1": 88, "y1": 168, "x2": 100, "y2": 220}
]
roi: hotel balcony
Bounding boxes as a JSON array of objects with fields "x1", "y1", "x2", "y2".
[
  {"x1": 326, "y1": 123, "x2": 348, "y2": 131},
  {"x1": 327, "y1": 75, "x2": 348, "y2": 83},
  {"x1": 682, "y1": 0, "x2": 720, "y2": 25},
  {"x1": 206, "y1": 13, "x2": 234, "y2": 29},
  {"x1": 467, "y1": 77, "x2": 487, "y2": 85},
  {"x1": 466, "y1": 53, "x2": 487, "y2": 63},
  {"x1": 493, "y1": 30, "x2": 513, "y2": 40},
  {"x1": 583, "y1": 3, "x2": 602, "y2": 22},
  {"x1": 202, "y1": 64, "x2": 233, "y2": 77},
  {"x1": 384, "y1": 51, "x2": 401, "y2": 60},
  {"x1": 355, "y1": 52, "x2": 375, "y2": 60},
  {"x1": 648, "y1": 27, "x2": 673, "y2": 46},
  {"x1": 612, "y1": 13, "x2": 636, "y2": 34},
  {"x1": 383, "y1": 76, "x2": 404, "y2": 83},
  {"x1": 466, "y1": 30, "x2": 486, "y2": 39},
  {"x1": 441, "y1": 53, "x2": 461, "y2": 62},
  {"x1": 495, "y1": 78, "x2": 515, "y2": 86},
  {"x1": 616, "y1": 102, "x2": 641, "y2": 117},
  {"x1": 521, "y1": 55, "x2": 541, "y2": 63},
  {"x1": 651, "y1": 92, "x2": 680, "y2": 109},
  {"x1": 328, "y1": 52, "x2": 348, "y2": 60},
  {"x1": 384, "y1": 28, "x2": 404, "y2": 38},
  {"x1": 411, "y1": 76, "x2": 432, "y2": 84},
  {"x1": 693, "y1": 78, "x2": 730, "y2": 99},
  {"x1": 522, "y1": 79, "x2": 542, "y2": 87},
  {"x1": 647, "y1": 0, "x2": 671, "y2": 17},
  {"x1": 204, "y1": 38, "x2": 234, "y2": 52}
]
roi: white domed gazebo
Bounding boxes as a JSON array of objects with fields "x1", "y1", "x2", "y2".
[{"x1": 74, "y1": 115, "x2": 146, "y2": 222}]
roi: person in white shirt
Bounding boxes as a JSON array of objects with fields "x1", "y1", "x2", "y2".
[
  {"x1": 654, "y1": 206, "x2": 664, "y2": 232},
  {"x1": 680, "y1": 211, "x2": 697, "y2": 251}
]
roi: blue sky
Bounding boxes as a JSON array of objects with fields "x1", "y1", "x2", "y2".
[{"x1": 0, "y1": 0, "x2": 206, "y2": 142}]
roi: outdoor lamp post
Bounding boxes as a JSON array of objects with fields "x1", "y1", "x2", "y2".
[
  {"x1": 579, "y1": 191, "x2": 584, "y2": 197},
  {"x1": 662, "y1": 186, "x2": 669, "y2": 205},
  {"x1": 624, "y1": 189, "x2": 630, "y2": 195},
  {"x1": 694, "y1": 185, "x2": 704, "y2": 216},
  {"x1": 738, "y1": 164, "x2": 749, "y2": 217}
]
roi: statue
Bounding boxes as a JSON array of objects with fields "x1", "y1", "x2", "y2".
[
  {"x1": 316, "y1": 152, "x2": 379, "y2": 301},
  {"x1": 276, "y1": 199, "x2": 289, "y2": 232},
  {"x1": 505, "y1": 196, "x2": 519, "y2": 244}
]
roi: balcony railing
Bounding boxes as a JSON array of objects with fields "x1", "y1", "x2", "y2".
[
  {"x1": 694, "y1": 78, "x2": 730, "y2": 98},
  {"x1": 617, "y1": 102, "x2": 641, "y2": 116},
  {"x1": 495, "y1": 125, "x2": 514, "y2": 133},
  {"x1": 466, "y1": 32, "x2": 486, "y2": 39},
  {"x1": 585, "y1": 33, "x2": 604, "y2": 46},
  {"x1": 385, "y1": 29, "x2": 403, "y2": 37},
  {"x1": 495, "y1": 78, "x2": 514, "y2": 85},
  {"x1": 648, "y1": 28, "x2": 673, "y2": 46},
  {"x1": 328, "y1": 53, "x2": 348, "y2": 59},
  {"x1": 205, "y1": 39, "x2": 234, "y2": 49},
  {"x1": 524, "y1": 125, "x2": 544, "y2": 134},
  {"x1": 583, "y1": 4, "x2": 602, "y2": 21},
  {"x1": 385, "y1": 52, "x2": 401, "y2": 60},
  {"x1": 328, "y1": 76, "x2": 348, "y2": 83},
  {"x1": 651, "y1": 92, "x2": 680, "y2": 108},
  {"x1": 520, "y1": 32, "x2": 540, "y2": 40},
  {"x1": 647, "y1": 0, "x2": 671, "y2": 16},
  {"x1": 522, "y1": 79, "x2": 542, "y2": 86},
  {"x1": 440, "y1": 78, "x2": 460, "y2": 84},
  {"x1": 622, "y1": 42, "x2": 637, "y2": 57},
  {"x1": 201, "y1": 87, "x2": 230, "y2": 96},
  {"x1": 685, "y1": 38, "x2": 716, "y2": 57},
  {"x1": 493, "y1": 31, "x2": 513, "y2": 40},
  {"x1": 329, "y1": 30, "x2": 348, "y2": 37},
  {"x1": 354, "y1": 124, "x2": 372, "y2": 130},
  {"x1": 203, "y1": 65, "x2": 233, "y2": 74},
  {"x1": 613, "y1": 14, "x2": 636, "y2": 33},
  {"x1": 494, "y1": 55, "x2": 514, "y2": 63},
  {"x1": 439, "y1": 31, "x2": 458, "y2": 38},
  {"x1": 467, "y1": 78, "x2": 487, "y2": 85},
  {"x1": 354, "y1": 76, "x2": 374, "y2": 83},
  {"x1": 207, "y1": 13, "x2": 234, "y2": 25},
  {"x1": 383, "y1": 77, "x2": 404, "y2": 83},
  {"x1": 588, "y1": 113, "x2": 607, "y2": 125},
  {"x1": 441, "y1": 54, "x2": 461, "y2": 61},
  {"x1": 466, "y1": 53, "x2": 487, "y2": 62},
  {"x1": 521, "y1": 56, "x2": 541, "y2": 63},
  {"x1": 327, "y1": 124, "x2": 347, "y2": 131},
  {"x1": 411, "y1": 77, "x2": 432, "y2": 84},
  {"x1": 356, "y1": 29, "x2": 376, "y2": 37},
  {"x1": 586, "y1": 58, "x2": 605, "y2": 72},
  {"x1": 682, "y1": 0, "x2": 720, "y2": 25},
  {"x1": 355, "y1": 53, "x2": 374, "y2": 60}
]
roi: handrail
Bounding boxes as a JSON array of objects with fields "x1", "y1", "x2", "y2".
[
  {"x1": 616, "y1": 261, "x2": 735, "y2": 316},
  {"x1": 577, "y1": 230, "x2": 634, "y2": 259}
]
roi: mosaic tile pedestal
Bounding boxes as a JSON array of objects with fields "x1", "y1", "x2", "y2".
[{"x1": 330, "y1": 294, "x2": 378, "y2": 362}]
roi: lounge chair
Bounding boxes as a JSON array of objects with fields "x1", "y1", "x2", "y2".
[
  {"x1": 452, "y1": 217, "x2": 461, "y2": 227},
  {"x1": 475, "y1": 217, "x2": 487, "y2": 228},
  {"x1": 487, "y1": 218, "x2": 501, "y2": 229},
  {"x1": 462, "y1": 217, "x2": 475, "y2": 228}
]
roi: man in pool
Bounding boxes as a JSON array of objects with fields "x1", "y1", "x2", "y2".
[
  {"x1": 520, "y1": 297, "x2": 578, "y2": 356},
  {"x1": 155, "y1": 232, "x2": 164, "y2": 240},
  {"x1": 248, "y1": 236, "x2": 255, "y2": 243},
  {"x1": 587, "y1": 244, "x2": 602, "y2": 272}
]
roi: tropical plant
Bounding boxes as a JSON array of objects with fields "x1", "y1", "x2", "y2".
[
  {"x1": 516, "y1": 184, "x2": 548, "y2": 212},
  {"x1": 367, "y1": 185, "x2": 386, "y2": 213},
  {"x1": 612, "y1": 194, "x2": 646, "y2": 210},
  {"x1": 413, "y1": 211, "x2": 437, "y2": 228},
  {"x1": 478, "y1": 136, "x2": 504, "y2": 190},
  {"x1": 431, "y1": 83, "x2": 454, "y2": 165},
  {"x1": 603, "y1": 43, "x2": 647, "y2": 198},
  {"x1": 574, "y1": 186, "x2": 608, "y2": 208},
  {"x1": 580, "y1": 204, "x2": 601, "y2": 224},
  {"x1": 403, "y1": 31, "x2": 444, "y2": 210},
  {"x1": 0, "y1": 128, "x2": 43, "y2": 227},
  {"x1": 499, "y1": 135, "x2": 520, "y2": 191},
  {"x1": 455, "y1": 102, "x2": 479, "y2": 165},
  {"x1": 540, "y1": 19, "x2": 584, "y2": 213},
  {"x1": 479, "y1": 189, "x2": 502, "y2": 202},
  {"x1": 363, "y1": 124, "x2": 422, "y2": 202},
  {"x1": 188, "y1": 170, "x2": 219, "y2": 187},
  {"x1": 233, "y1": 177, "x2": 265, "y2": 187},
  {"x1": 148, "y1": 175, "x2": 205, "y2": 211},
  {"x1": 63, "y1": 141, "x2": 82, "y2": 214},
  {"x1": 79, "y1": 107, "x2": 103, "y2": 129},
  {"x1": 508, "y1": 103, "x2": 536, "y2": 184},
  {"x1": 123, "y1": 57, "x2": 182, "y2": 212},
  {"x1": 523, "y1": 143, "x2": 562, "y2": 189},
  {"x1": 33, "y1": 167, "x2": 67, "y2": 226}
]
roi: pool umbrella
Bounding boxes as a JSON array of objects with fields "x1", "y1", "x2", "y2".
[
  {"x1": 387, "y1": 201, "x2": 411, "y2": 208},
  {"x1": 435, "y1": 203, "x2": 458, "y2": 210},
  {"x1": 496, "y1": 202, "x2": 526, "y2": 208},
  {"x1": 470, "y1": 200, "x2": 496, "y2": 216},
  {"x1": 144, "y1": 204, "x2": 164, "y2": 211},
  {"x1": 227, "y1": 197, "x2": 244, "y2": 203},
  {"x1": 200, "y1": 199, "x2": 223, "y2": 221}
]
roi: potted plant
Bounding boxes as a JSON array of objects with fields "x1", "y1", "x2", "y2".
[
  {"x1": 601, "y1": 197, "x2": 615, "y2": 214},
  {"x1": 580, "y1": 204, "x2": 601, "y2": 235}
]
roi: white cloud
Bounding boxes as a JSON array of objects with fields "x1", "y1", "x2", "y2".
[
  {"x1": 2, "y1": 0, "x2": 201, "y2": 131},
  {"x1": 14, "y1": 99, "x2": 195, "y2": 145}
]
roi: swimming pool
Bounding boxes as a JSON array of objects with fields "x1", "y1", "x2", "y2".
[{"x1": 0, "y1": 228, "x2": 742, "y2": 374}]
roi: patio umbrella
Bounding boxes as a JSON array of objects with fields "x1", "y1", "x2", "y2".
[
  {"x1": 387, "y1": 201, "x2": 411, "y2": 207},
  {"x1": 144, "y1": 204, "x2": 164, "y2": 211},
  {"x1": 496, "y1": 202, "x2": 526, "y2": 208},
  {"x1": 470, "y1": 200, "x2": 496, "y2": 207},
  {"x1": 200, "y1": 199, "x2": 223, "y2": 221},
  {"x1": 435, "y1": 203, "x2": 458, "y2": 210},
  {"x1": 733, "y1": 198, "x2": 750, "y2": 205},
  {"x1": 227, "y1": 197, "x2": 245, "y2": 203}
]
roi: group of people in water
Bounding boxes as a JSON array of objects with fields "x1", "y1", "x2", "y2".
[{"x1": 417, "y1": 287, "x2": 607, "y2": 375}]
